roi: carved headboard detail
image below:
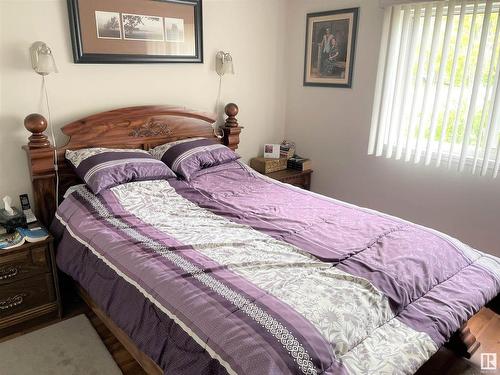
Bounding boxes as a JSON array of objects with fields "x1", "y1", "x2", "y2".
[
  {"x1": 128, "y1": 119, "x2": 173, "y2": 138},
  {"x1": 23, "y1": 104, "x2": 243, "y2": 227}
]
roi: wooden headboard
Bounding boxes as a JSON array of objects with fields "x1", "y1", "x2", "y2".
[{"x1": 23, "y1": 104, "x2": 243, "y2": 227}]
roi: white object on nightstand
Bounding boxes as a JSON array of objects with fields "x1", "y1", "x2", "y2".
[{"x1": 2, "y1": 196, "x2": 14, "y2": 215}]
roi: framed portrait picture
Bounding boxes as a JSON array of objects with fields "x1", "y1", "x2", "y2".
[
  {"x1": 264, "y1": 144, "x2": 281, "y2": 159},
  {"x1": 67, "y1": 0, "x2": 203, "y2": 63},
  {"x1": 303, "y1": 8, "x2": 359, "y2": 88}
]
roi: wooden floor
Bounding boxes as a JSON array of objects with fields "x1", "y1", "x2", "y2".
[{"x1": 1, "y1": 296, "x2": 499, "y2": 375}]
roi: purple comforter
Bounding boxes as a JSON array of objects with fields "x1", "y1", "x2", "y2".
[{"x1": 52, "y1": 161, "x2": 499, "y2": 375}]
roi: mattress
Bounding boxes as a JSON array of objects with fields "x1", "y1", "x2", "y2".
[{"x1": 51, "y1": 161, "x2": 500, "y2": 375}]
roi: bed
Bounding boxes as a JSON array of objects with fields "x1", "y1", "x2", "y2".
[{"x1": 23, "y1": 105, "x2": 499, "y2": 375}]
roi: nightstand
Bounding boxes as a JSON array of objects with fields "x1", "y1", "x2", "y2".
[
  {"x1": 0, "y1": 224, "x2": 61, "y2": 336},
  {"x1": 265, "y1": 169, "x2": 313, "y2": 190}
]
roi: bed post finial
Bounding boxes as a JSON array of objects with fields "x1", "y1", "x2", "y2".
[
  {"x1": 224, "y1": 103, "x2": 239, "y2": 127},
  {"x1": 24, "y1": 113, "x2": 51, "y2": 149},
  {"x1": 222, "y1": 103, "x2": 243, "y2": 151}
]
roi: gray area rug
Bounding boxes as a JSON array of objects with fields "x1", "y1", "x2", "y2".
[{"x1": 0, "y1": 314, "x2": 122, "y2": 375}]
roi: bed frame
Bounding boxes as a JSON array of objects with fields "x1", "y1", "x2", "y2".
[
  {"x1": 22, "y1": 103, "x2": 487, "y2": 373},
  {"x1": 22, "y1": 103, "x2": 242, "y2": 374}
]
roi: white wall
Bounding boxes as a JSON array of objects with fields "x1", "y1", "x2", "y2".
[
  {"x1": 0, "y1": 0, "x2": 286, "y2": 203},
  {"x1": 285, "y1": 0, "x2": 500, "y2": 257}
]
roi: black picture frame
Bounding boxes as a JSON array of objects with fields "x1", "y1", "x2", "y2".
[
  {"x1": 67, "y1": 0, "x2": 203, "y2": 64},
  {"x1": 303, "y1": 7, "x2": 359, "y2": 88}
]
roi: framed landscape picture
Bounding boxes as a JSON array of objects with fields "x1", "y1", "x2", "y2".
[
  {"x1": 67, "y1": 0, "x2": 203, "y2": 63},
  {"x1": 303, "y1": 8, "x2": 359, "y2": 88}
]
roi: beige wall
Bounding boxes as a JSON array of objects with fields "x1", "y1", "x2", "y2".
[
  {"x1": 0, "y1": 0, "x2": 286, "y2": 203},
  {"x1": 285, "y1": 0, "x2": 500, "y2": 257}
]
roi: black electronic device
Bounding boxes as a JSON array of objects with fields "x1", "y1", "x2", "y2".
[{"x1": 19, "y1": 194, "x2": 36, "y2": 223}]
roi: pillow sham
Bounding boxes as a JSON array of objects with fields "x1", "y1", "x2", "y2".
[
  {"x1": 66, "y1": 147, "x2": 176, "y2": 194},
  {"x1": 150, "y1": 138, "x2": 240, "y2": 180}
]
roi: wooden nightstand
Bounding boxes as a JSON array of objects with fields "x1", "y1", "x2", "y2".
[
  {"x1": 265, "y1": 169, "x2": 313, "y2": 190},
  {"x1": 0, "y1": 225, "x2": 61, "y2": 336}
]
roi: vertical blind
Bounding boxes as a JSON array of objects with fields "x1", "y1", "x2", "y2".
[{"x1": 369, "y1": 0, "x2": 500, "y2": 177}]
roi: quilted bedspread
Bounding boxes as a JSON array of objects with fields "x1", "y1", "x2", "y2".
[{"x1": 52, "y1": 161, "x2": 500, "y2": 375}]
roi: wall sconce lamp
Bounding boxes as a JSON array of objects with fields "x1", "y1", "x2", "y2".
[
  {"x1": 28, "y1": 41, "x2": 60, "y2": 205},
  {"x1": 30, "y1": 41, "x2": 58, "y2": 76},
  {"x1": 214, "y1": 51, "x2": 235, "y2": 139},
  {"x1": 215, "y1": 51, "x2": 234, "y2": 76}
]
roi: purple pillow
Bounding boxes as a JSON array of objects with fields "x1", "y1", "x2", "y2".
[
  {"x1": 150, "y1": 138, "x2": 240, "y2": 180},
  {"x1": 66, "y1": 148, "x2": 176, "y2": 194}
]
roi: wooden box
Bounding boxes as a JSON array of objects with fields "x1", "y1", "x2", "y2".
[{"x1": 250, "y1": 157, "x2": 288, "y2": 174}]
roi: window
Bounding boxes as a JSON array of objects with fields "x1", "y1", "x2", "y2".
[{"x1": 368, "y1": 0, "x2": 500, "y2": 177}]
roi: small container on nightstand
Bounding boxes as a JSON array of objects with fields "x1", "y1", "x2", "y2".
[
  {"x1": 0, "y1": 223, "x2": 61, "y2": 337},
  {"x1": 262, "y1": 169, "x2": 313, "y2": 191}
]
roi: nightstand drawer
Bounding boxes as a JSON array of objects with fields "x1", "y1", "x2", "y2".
[
  {"x1": 281, "y1": 174, "x2": 308, "y2": 187},
  {"x1": 0, "y1": 245, "x2": 50, "y2": 285},
  {"x1": 0, "y1": 273, "x2": 55, "y2": 319},
  {"x1": 265, "y1": 169, "x2": 313, "y2": 191}
]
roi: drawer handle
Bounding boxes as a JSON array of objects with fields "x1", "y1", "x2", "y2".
[
  {"x1": 0, "y1": 294, "x2": 26, "y2": 311},
  {"x1": 0, "y1": 266, "x2": 19, "y2": 280}
]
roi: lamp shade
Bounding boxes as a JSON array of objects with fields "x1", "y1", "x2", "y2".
[
  {"x1": 216, "y1": 51, "x2": 235, "y2": 76},
  {"x1": 36, "y1": 53, "x2": 56, "y2": 75},
  {"x1": 30, "y1": 41, "x2": 58, "y2": 76}
]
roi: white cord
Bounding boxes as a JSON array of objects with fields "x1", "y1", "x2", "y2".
[
  {"x1": 216, "y1": 74, "x2": 223, "y2": 113},
  {"x1": 213, "y1": 75, "x2": 224, "y2": 139},
  {"x1": 42, "y1": 75, "x2": 59, "y2": 207},
  {"x1": 38, "y1": 79, "x2": 45, "y2": 111}
]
